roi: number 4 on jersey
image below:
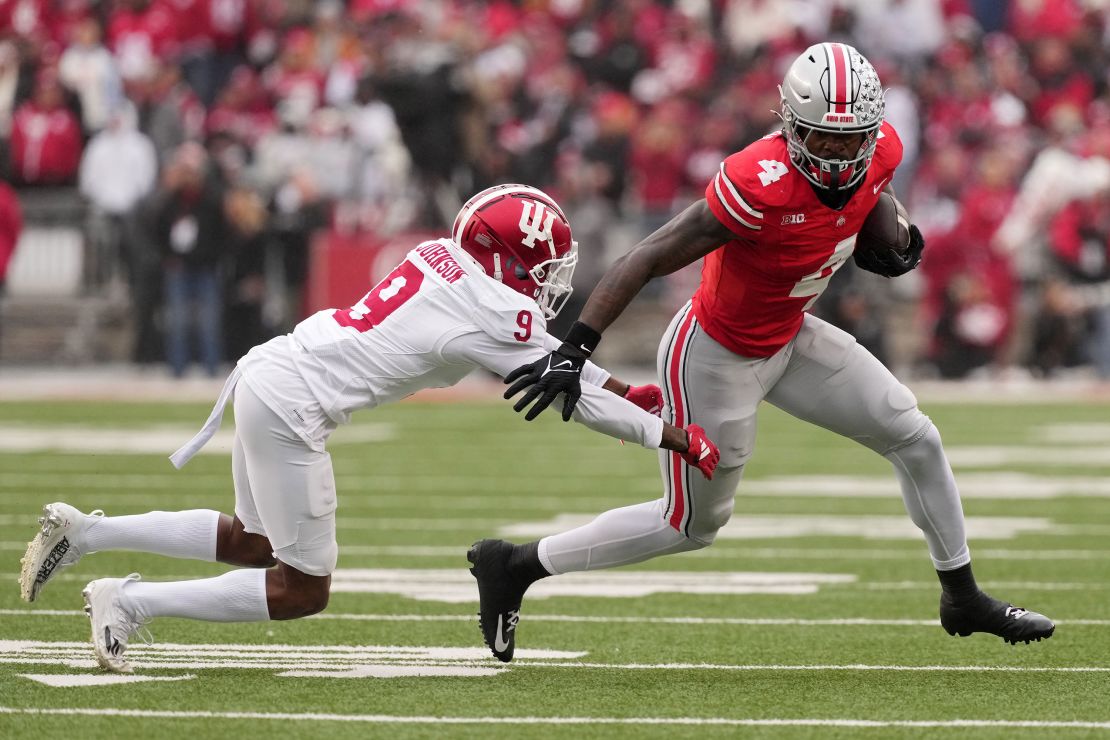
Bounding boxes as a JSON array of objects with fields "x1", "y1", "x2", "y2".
[{"x1": 757, "y1": 159, "x2": 789, "y2": 187}]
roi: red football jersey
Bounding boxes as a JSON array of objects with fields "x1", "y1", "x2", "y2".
[{"x1": 696, "y1": 121, "x2": 903, "y2": 357}]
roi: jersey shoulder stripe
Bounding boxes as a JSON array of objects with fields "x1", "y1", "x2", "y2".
[
  {"x1": 705, "y1": 134, "x2": 794, "y2": 235},
  {"x1": 712, "y1": 168, "x2": 761, "y2": 231}
]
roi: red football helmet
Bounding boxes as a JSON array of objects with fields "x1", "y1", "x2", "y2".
[{"x1": 452, "y1": 184, "x2": 578, "y2": 319}]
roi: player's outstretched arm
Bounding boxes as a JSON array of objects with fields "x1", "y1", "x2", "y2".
[
  {"x1": 602, "y1": 377, "x2": 663, "y2": 416},
  {"x1": 504, "y1": 200, "x2": 732, "y2": 421},
  {"x1": 661, "y1": 423, "x2": 720, "y2": 480}
]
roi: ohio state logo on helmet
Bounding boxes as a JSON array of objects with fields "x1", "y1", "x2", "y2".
[
  {"x1": 779, "y1": 42, "x2": 885, "y2": 192},
  {"x1": 453, "y1": 184, "x2": 578, "y2": 319}
]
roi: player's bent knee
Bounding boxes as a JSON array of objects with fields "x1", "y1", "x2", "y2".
[
  {"x1": 267, "y1": 564, "x2": 331, "y2": 620},
  {"x1": 218, "y1": 517, "x2": 278, "y2": 568},
  {"x1": 859, "y1": 385, "x2": 933, "y2": 455},
  {"x1": 684, "y1": 500, "x2": 735, "y2": 547}
]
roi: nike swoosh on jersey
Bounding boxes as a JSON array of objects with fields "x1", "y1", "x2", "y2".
[{"x1": 873, "y1": 178, "x2": 888, "y2": 195}]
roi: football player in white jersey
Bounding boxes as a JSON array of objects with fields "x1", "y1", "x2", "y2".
[{"x1": 18, "y1": 183, "x2": 721, "y2": 674}]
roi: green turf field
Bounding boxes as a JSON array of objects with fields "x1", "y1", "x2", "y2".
[{"x1": 1, "y1": 396, "x2": 1108, "y2": 738}]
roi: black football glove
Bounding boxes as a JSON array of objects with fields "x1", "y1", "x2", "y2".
[
  {"x1": 854, "y1": 223, "x2": 925, "y2": 278},
  {"x1": 503, "y1": 343, "x2": 586, "y2": 421}
]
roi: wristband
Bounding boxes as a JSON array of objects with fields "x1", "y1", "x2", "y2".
[{"x1": 564, "y1": 321, "x2": 602, "y2": 357}]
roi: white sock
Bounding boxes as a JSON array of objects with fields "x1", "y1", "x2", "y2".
[
  {"x1": 84, "y1": 509, "x2": 220, "y2": 561},
  {"x1": 537, "y1": 499, "x2": 698, "y2": 574},
  {"x1": 121, "y1": 568, "x2": 270, "y2": 622}
]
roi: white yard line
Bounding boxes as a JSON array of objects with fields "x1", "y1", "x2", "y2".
[
  {"x1": 2, "y1": 609, "x2": 1108, "y2": 627},
  {"x1": 0, "y1": 707, "x2": 1106, "y2": 729}
]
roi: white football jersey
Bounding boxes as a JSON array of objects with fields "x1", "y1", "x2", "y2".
[{"x1": 231, "y1": 238, "x2": 663, "y2": 452}]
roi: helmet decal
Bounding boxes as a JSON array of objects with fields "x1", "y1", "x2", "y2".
[{"x1": 519, "y1": 200, "x2": 557, "y2": 252}]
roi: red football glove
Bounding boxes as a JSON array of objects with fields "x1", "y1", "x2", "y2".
[
  {"x1": 623, "y1": 383, "x2": 663, "y2": 416},
  {"x1": 681, "y1": 424, "x2": 720, "y2": 480}
]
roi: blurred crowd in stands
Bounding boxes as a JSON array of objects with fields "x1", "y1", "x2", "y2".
[{"x1": 2, "y1": 0, "x2": 1110, "y2": 381}]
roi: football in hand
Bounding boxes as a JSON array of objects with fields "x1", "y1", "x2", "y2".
[{"x1": 856, "y1": 191, "x2": 910, "y2": 259}]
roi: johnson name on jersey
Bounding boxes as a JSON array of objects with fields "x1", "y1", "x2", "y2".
[{"x1": 697, "y1": 122, "x2": 903, "y2": 357}]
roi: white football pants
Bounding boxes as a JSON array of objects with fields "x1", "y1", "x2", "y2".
[
  {"x1": 539, "y1": 303, "x2": 971, "y2": 574},
  {"x1": 232, "y1": 381, "x2": 339, "y2": 576}
]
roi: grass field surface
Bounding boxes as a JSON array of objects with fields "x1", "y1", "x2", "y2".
[{"x1": 0, "y1": 395, "x2": 1108, "y2": 738}]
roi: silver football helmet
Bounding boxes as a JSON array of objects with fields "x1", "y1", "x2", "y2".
[{"x1": 779, "y1": 42, "x2": 885, "y2": 192}]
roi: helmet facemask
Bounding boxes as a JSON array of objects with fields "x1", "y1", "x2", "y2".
[
  {"x1": 531, "y1": 241, "x2": 578, "y2": 319},
  {"x1": 782, "y1": 107, "x2": 880, "y2": 193},
  {"x1": 778, "y1": 43, "x2": 885, "y2": 195}
]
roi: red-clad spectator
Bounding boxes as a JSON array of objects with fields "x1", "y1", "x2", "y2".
[
  {"x1": 647, "y1": 13, "x2": 715, "y2": 99},
  {"x1": 1, "y1": 0, "x2": 48, "y2": 41},
  {"x1": 629, "y1": 103, "x2": 690, "y2": 217},
  {"x1": 262, "y1": 27, "x2": 324, "y2": 128},
  {"x1": 1027, "y1": 38, "x2": 1094, "y2": 127},
  {"x1": 922, "y1": 148, "x2": 1022, "y2": 366},
  {"x1": 45, "y1": 0, "x2": 93, "y2": 49},
  {"x1": 9, "y1": 67, "x2": 83, "y2": 184},
  {"x1": 1008, "y1": 0, "x2": 1083, "y2": 43},
  {"x1": 347, "y1": 0, "x2": 420, "y2": 24},
  {"x1": 1049, "y1": 193, "x2": 1110, "y2": 281},
  {"x1": 476, "y1": 0, "x2": 522, "y2": 42},
  {"x1": 1048, "y1": 190, "x2": 1110, "y2": 377},
  {"x1": 0, "y1": 176, "x2": 20, "y2": 285},
  {"x1": 108, "y1": 0, "x2": 178, "y2": 83},
  {"x1": 205, "y1": 65, "x2": 275, "y2": 147},
  {"x1": 0, "y1": 176, "x2": 21, "y2": 358}
]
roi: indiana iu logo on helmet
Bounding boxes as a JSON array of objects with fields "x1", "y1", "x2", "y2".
[{"x1": 519, "y1": 200, "x2": 556, "y2": 249}]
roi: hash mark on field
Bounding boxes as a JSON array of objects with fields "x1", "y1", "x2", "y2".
[
  {"x1": 19, "y1": 673, "x2": 196, "y2": 687},
  {"x1": 0, "y1": 708, "x2": 1107, "y2": 729}
]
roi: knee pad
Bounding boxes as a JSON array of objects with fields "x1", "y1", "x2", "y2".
[
  {"x1": 885, "y1": 421, "x2": 943, "y2": 466},
  {"x1": 863, "y1": 384, "x2": 932, "y2": 455},
  {"x1": 683, "y1": 487, "x2": 737, "y2": 546}
]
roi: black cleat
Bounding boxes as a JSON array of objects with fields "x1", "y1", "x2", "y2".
[
  {"x1": 940, "y1": 592, "x2": 1055, "y2": 644},
  {"x1": 468, "y1": 539, "x2": 527, "y2": 663}
]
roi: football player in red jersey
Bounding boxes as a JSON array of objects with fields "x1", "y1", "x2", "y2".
[{"x1": 473, "y1": 43, "x2": 1054, "y2": 662}]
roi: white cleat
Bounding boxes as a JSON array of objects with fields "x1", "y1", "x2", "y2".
[
  {"x1": 82, "y1": 574, "x2": 150, "y2": 674},
  {"x1": 18, "y1": 502, "x2": 103, "y2": 602}
]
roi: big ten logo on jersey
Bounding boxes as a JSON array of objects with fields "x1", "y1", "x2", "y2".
[{"x1": 519, "y1": 200, "x2": 556, "y2": 248}]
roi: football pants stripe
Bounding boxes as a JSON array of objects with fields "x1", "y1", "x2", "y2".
[
  {"x1": 658, "y1": 305, "x2": 687, "y2": 523},
  {"x1": 664, "y1": 305, "x2": 697, "y2": 532}
]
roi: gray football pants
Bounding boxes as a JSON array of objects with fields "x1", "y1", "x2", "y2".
[{"x1": 538, "y1": 302, "x2": 971, "y2": 574}]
